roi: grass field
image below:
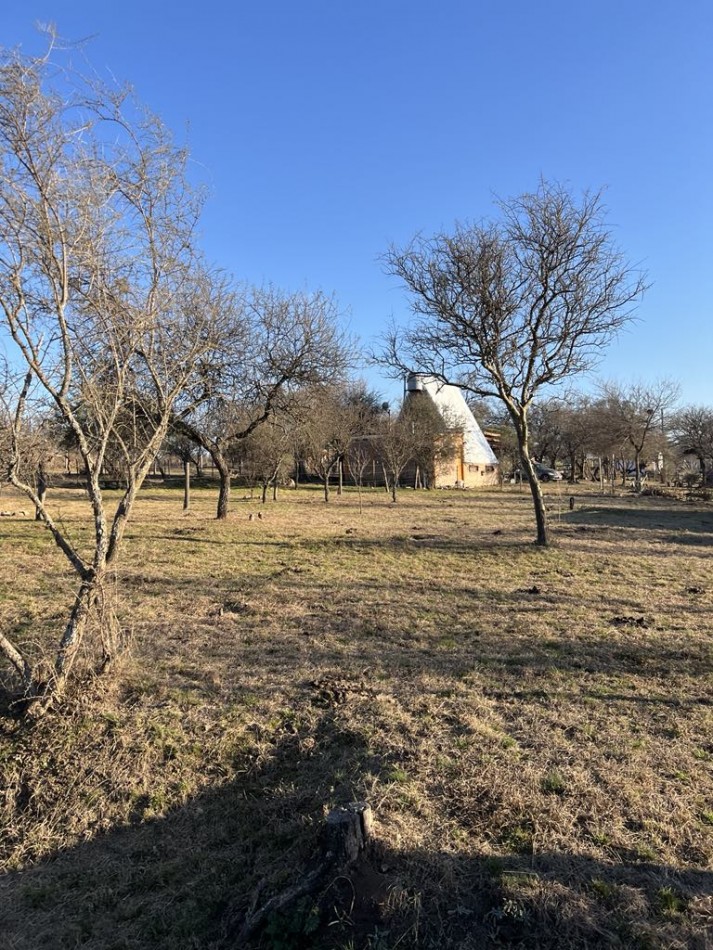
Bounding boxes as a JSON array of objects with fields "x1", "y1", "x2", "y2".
[{"x1": 0, "y1": 481, "x2": 711, "y2": 948}]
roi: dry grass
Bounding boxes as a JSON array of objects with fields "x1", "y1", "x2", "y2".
[{"x1": 0, "y1": 480, "x2": 711, "y2": 948}]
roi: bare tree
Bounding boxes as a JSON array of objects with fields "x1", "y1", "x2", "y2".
[
  {"x1": 599, "y1": 380, "x2": 679, "y2": 492},
  {"x1": 0, "y1": 43, "x2": 222, "y2": 711},
  {"x1": 558, "y1": 396, "x2": 597, "y2": 483},
  {"x1": 234, "y1": 410, "x2": 295, "y2": 503},
  {"x1": 376, "y1": 395, "x2": 453, "y2": 502},
  {"x1": 528, "y1": 395, "x2": 596, "y2": 482},
  {"x1": 177, "y1": 286, "x2": 350, "y2": 519},
  {"x1": 298, "y1": 384, "x2": 366, "y2": 503},
  {"x1": 528, "y1": 399, "x2": 566, "y2": 466},
  {"x1": 380, "y1": 181, "x2": 647, "y2": 544},
  {"x1": 671, "y1": 405, "x2": 713, "y2": 485}
]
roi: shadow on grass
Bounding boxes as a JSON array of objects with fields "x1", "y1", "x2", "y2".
[
  {"x1": 561, "y1": 503, "x2": 713, "y2": 543},
  {"x1": 1, "y1": 695, "x2": 710, "y2": 950}
]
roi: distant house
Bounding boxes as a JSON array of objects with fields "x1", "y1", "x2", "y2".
[{"x1": 404, "y1": 374, "x2": 500, "y2": 487}]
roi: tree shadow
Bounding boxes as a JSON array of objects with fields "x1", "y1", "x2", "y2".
[
  {"x1": 0, "y1": 705, "x2": 384, "y2": 949},
  {"x1": 561, "y1": 503, "x2": 713, "y2": 544},
  {"x1": 1, "y1": 691, "x2": 710, "y2": 949}
]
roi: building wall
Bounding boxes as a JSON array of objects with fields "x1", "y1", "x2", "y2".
[{"x1": 433, "y1": 432, "x2": 499, "y2": 487}]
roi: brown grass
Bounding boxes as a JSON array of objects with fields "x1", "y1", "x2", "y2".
[{"x1": 0, "y1": 480, "x2": 711, "y2": 948}]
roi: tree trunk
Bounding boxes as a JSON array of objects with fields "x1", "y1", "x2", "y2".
[
  {"x1": 337, "y1": 457, "x2": 343, "y2": 496},
  {"x1": 508, "y1": 407, "x2": 549, "y2": 546},
  {"x1": 323, "y1": 473, "x2": 330, "y2": 503},
  {"x1": 522, "y1": 456, "x2": 548, "y2": 545},
  {"x1": 35, "y1": 465, "x2": 48, "y2": 521},
  {"x1": 0, "y1": 631, "x2": 34, "y2": 695},
  {"x1": 18, "y1": 566, "x2": 109, "y2": 714},
  {"x1": 261, "y1": 482, "x2": 268, "y2": 504},
  {"x1": 634, "y1": 449, "x2": 642, "y2": 493},
  {"x1": 215, "y1": 455, "x2": 231, "y2": 520},
  {"x1": 391, "y1": 475, "x2": 397, "y2": 503},
  {"x1": 183, "y1": 459, "x2": 191, "y2": 511}
]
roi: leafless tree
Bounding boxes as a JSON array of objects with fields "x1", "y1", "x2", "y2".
[
  {"x1": 0, "y1": 42, "x2": 223, "y2": 711},
  {"x1": 298, "y1": 384, "x2": 367, "y2": 502},
  {"x1": 376, "y1": 395, "x2": 453, "y2": 502},
  {"x1": 233, "y1": 410, "x2": 295, "y2": 503},
  {"x1": 379, "y1": 181, "x2": 647, "y2": 544},
  {"x1": 598, "y1": 380, "x2": 680, "y2": 491},
  {"x1": 528, "y1": 400, "x2": 566, "y2": 466},
  {"x1": 176, "y1": 286, "x2": 350, "y2": 518},
  {"x1": 528, "y1": 395, "x2": 596, "y2": 482},
  {"x1": 671, "y1": 405, "x2": 713, "y2": 484},
  {"x1": 558, "y1": 396, "x2": 597, "y2": 482}
]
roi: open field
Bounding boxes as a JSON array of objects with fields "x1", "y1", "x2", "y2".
[{"x1": 0, "y1": 482, "x2": 712, "y2": 948}]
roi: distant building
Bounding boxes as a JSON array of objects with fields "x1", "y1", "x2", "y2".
[{"x1": 404, "y1": 374, "x2": 499, "y2": 487}]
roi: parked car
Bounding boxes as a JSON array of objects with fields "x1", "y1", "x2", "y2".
[
  {"x1": 534, "y1": 463, "x2": 563, "y2": 482},
  {"x1": 509, "y1": 463, "x2": 563, "y2": 483}
]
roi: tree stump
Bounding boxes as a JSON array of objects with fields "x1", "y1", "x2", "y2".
[
  {"x1": 324, "y1": 801, "x2": 373, "y2": 864},
  {"x1": 233, "y1": 802, "x2": 373, "y2": 944}
]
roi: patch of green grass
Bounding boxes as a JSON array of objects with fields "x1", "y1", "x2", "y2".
[
  {"x1": 388, "y1": 766, "x2": 409, "y2": 784},
  {"x1": 589, "y1": 878, "x2": 617, "y2": 903},
  {"x1": 540, "y1": 769, "x2": 567, "y2": 795},
  {"x1": 656, "y1": 886, "x2": 688, "y2": 917},
  {"x1": 501, "y1": 822, "x2": 534, "y2": 855}
]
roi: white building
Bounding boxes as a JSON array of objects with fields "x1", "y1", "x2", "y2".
[{"x1": 406, "y1": 375, "x2": 499, "y2": 487}]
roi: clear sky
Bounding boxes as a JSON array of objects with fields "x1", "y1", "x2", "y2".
[{"x1": 3, "y1": 2, "x2": 712, "y2": 406}]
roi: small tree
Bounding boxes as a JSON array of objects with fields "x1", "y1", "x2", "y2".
[
  {"x1": 380, "y1": 181, "x2": 647, "y2": 544},
  {"x1": 376, "y1": 394, "x2": 452, "y2": 502},
  {"x1": 163, "y1": 428, "x2": 204, "y2": 510},
  {"x1": 558, "y1": 396, "x2": 596, "y2": 483},
  {"x1": 298, "y1": 384, "x2": 366, "y2": 502},
  {"x1": 599, "y1": 380, "x2": 679, "y2": 492},
  {"x1": 235, "y1": 411, "x2": 294, "y2": 503},
  {"x1": 177, "y1": 286, "x2": 350, "y2": 519},
  {"x1": 0, "y1": 43, "x2": 221, "y2": 710},
  {"x1": 527, "y1": 400, "x2": 566, "y2": 466},
  {"x1": 671, "y1": 405, "x2": 713, "y2": 485}
]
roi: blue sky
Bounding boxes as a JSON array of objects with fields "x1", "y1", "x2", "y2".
[{"x1": 4, "y1": 2, "x2": 712, "y2": 405}]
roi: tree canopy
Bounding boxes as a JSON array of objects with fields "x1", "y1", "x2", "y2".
[{"x1": 380, "y1": 181, "x2": 647, "y2": 544}]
